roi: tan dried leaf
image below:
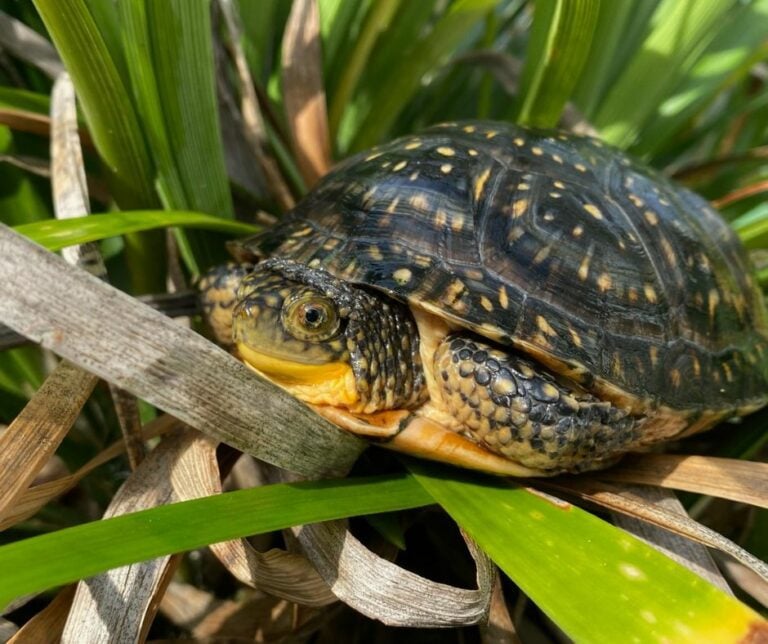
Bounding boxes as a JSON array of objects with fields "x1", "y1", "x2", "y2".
[
  {"x1": 0, "y1": 361, "x2": 97, "y2": 522},
  {"x1": 594, "y1": 454, "x2": 768, "y2": 509},
  {"x1": 282, "y1": 0, "x2": 332, "y2": 186},
  {"x1": 62, "y1": 430, "x2": 210, "y2": 642}
]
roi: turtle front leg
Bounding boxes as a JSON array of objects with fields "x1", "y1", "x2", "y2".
[
  {"x1": 430, "y1": 335, "x2": 641, "y2": 473},
  {"x1": 198, "y1": 262, "x2": 254, "y2": 345}
]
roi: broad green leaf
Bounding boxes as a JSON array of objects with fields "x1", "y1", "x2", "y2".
[
  {"x1": 31, "y1": 0, "x2": 157, "y2": 208},
  {"x1": 515, "y1": 0, "x2": 600, "y2": 128},
  {"x1": 13, "y1": 211, "x2": 259, "y2": 251},
  {"x1": 594, "y1": 0, "x2": 740, "y2": 149},
  {"x1": 409, "y1": 462, "x2": 765, "y2": 643},
  {"x1": 0, "y1": 474, "x2": 433, "y2": 607}
]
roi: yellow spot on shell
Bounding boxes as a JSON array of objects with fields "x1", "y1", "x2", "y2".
[
  {"x1": 513, "y1": 137, "x2": 525, "y2": 146},
  {"x1": 404, "y1": 141, "x2": 422, "y2": 150},
  {"x1": 532, "y1": 146, "x2": 544, "y2": 156},
  {"x1": 517, "y1": 182, "x2": 530, "y2": 191},
  {"x1": 629, "y1": 194, "x2": 645, "y2": 208},
  {"x1": 511, "y1": 199, "x2": 528, "y2": 218},
  {"x1": 649, "y1": 345, "x2": 658, "y2": 366},
  {"x1": 474, "y1": 168, "x2": 492, "y2": 201},
  {"x1": 440, "y1": 163, "x2": 453, "y2": 174},
  {"x1": 480, "y1": 296, "x2": 493, "y2": 312},
  {"x1": 393, "y1": 160, "x2": 407, "y2": 171},
  {"x1": 692, "y1": 355, "x2": 701, "y2": 377},
  {"x1": 437, "y1": 146, "x2": 456, "y2": 157},
  {"x1": 643, "y1": 210, "x2": 659, "y2": 226},
  {"x1": 435, "y1": 209, "x2": 448, "y2": 226},
  {"x1": 583, "y1": 204, "x2": 603, "y2": 220},
  {"x1": 365, "y1": 151, "x2": 383, "y2": 161},
  {"x1": 468, "y1": 148, "x2": 478, "y2": 156},
  {"x1": 463, "y1": 125, "x2": 476, "y2": 133},
  {"x1": 574, "y1": 163, "x2": 587, "y2": 172},
  {"x1": 578, "y1": 254, "x2": 591, "y2": 281},
  {"x1": 408, "y1": 195, "x2": 427, "y2": 210},
  {"x1": 409, "y1": 170, "x2": 420, "y2": 181},
  {"x1": 533, "y1": 246, "x2": 551, "y2": 264},
  {"x1": 393, "y1": 268, "x2": 413, "y2": 285},
  {"x1": 549, "y1": 192, "x2": 561, "y2": 199},
  {"x1": 723, "y1": 362, "x2": 733, "y2": 382},
  {"x1": 670, "y1": 368, "x2": 681, "y2": 387},
  {"x1": 708, "y1": 288, "x2": 720, "y2": 318},
  {"x1": 552, "y1": 154, "x2": 563, "y2": 164},
  {"x1": 568, "y1": 328, "x2": 583, "y2": 348},
  {"x1": 644, "y1": 283, "x2": 658, "y2": 304},
  {"x1": 553, "y1": 180, "x2": 565, "y2": 189},
  {"x1": 660, "y1": 237, "x2": 677, "y2": 267},
  {"x1": 387, "y1": 197, "x2": 401, "y2": 214},
  {"x1": 499, "y1": 285, "x2": 509, "y2": 309},
  {"x1": 627, "y1": 287, "x2": 639, "y2": 303},
  {"x1": 572, "y1": 225, "x2": 584, "y2": 238},
  {"x1": 485, "y1": 130, "x2": 498, "y2": 139},
  {"x1": 536, "y1": 315, "x2": 556, "y2": 336},
  {"x1": 597, "y1": 273, "x2": 612, "y2": 292}
]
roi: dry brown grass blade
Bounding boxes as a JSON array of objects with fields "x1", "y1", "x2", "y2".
[
  {"x1": 218, "y1": 0, "x2": 295, "y2": 210},
  {"x1": 544, "y1": 478, "x2": 768, "y2": 583},
  {"x1": 62, "y1": 430, "x2": 206, "y2": 641},
  {"x1": 593, "y1": 454, "x2": 768, "y2": 509},
  {"x1": 480, "y1": 573, "x2": 521, "y2": 644},
  {"x1": 0, "y1": 10, "x2": 63, "y2": 78},
  {"x1": 0, "y1": 415, "x2": 177, "y2": 532},
  {"x1": 7, "y1": 586, "x2": 75, "y2": 644},
  {"x1": 719, "y1": 557, "x2": 768, "y2": 609},
  {"x1": 287, "y1": 503, "x2": 494, "y2": 627},
  {"x1": 170, "y1": 439, "x2": 337, "y2": 607},
  {"x1": 0, "y1": 109, "x2": 54, "y2": 138},
  {"x1": 610, "y1": 485, "x2": 731, "y2": 593},
  {"x1": 0, "y1": 361, "x2": 97, "y2": 521},
  {"x1": 161, "y1": 582, "x2": 323, "y2": 641},
  {"x1": 0, "y1": 225, "x2": 365, "y2": 477},
  {"x1": 281, "y1": 0, "x2": 333, "y2": 187}
]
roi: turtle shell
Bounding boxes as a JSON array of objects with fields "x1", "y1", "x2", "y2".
[{"x1": 239, "y1": 121, "x2": 768, "y2": 413}]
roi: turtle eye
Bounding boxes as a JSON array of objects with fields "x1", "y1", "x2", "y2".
[{"x1": 282, "y1": 292, "x2": 340, "y2": 342}]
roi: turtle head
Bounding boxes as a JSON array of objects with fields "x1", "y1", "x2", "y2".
[{"x1": 232, "y1": 259, "x2": 425, "y2": 413}]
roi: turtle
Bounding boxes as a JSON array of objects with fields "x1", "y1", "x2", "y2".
[{"x1": 199, "y1": 121, "x2": 768, "y2": 476}]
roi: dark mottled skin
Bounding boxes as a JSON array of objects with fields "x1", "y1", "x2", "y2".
[
  {"x1": 236, "y1": 121, "x2": 768, "y2": 414},
  {"x1": 436, "y1": 336, "x2": 637, "y2": 471}
]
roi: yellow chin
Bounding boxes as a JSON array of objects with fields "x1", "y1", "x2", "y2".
[{"x1": 236, "y1": 343, "x2": 359, "y2": 408}]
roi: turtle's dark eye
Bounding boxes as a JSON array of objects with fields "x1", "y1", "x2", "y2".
[{"x1": 282, "y1": 291, "x2": 340, "y2": 342}]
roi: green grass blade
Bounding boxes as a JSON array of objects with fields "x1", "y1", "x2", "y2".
[
  {"x1": 732, "y1": 203, "x2": 768, "y2": 249},
  {"x1": 13, "y1": 210, "x2": 259, "y2": 251},
  {"x1": 571, "y1": 1, "x2": 659, "y2": 119},
  {"x1": 345, "y1": 0, "x2": 495, "y2": 153},
  {"x1": 409, "y1": 462, "x2": 765, "y2": 642},
  {"x1": 31, "y1": 0, "x2": 157, "y2": 208},
  {"x1": 0, "y1": 87, "x2": 50, "y2": 113},
  {"x1": 515, "y1": 0, "x2": 600, "y2": 128},
  {"x1": 594, "y1": 0, "x2": 740, "y2": 149},
  {"x1": 120, "y1": 0, "x2": 234, "y2": 272},
  {"x1": 0, "y1": 474, "x2": 433, "y2": 607}
]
